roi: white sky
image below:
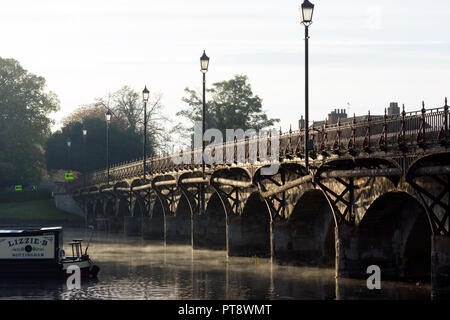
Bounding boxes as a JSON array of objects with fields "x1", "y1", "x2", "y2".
[{"x1": 1, "y1": 0, "x2": 449, "y2": 133}]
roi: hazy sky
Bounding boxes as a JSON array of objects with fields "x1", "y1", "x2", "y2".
[{"x1": 1, "y1": 0, "x2": 449, "y2": 132}]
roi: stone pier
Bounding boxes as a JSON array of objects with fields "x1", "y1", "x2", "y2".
[{"x1": 431, "y1": 236, "x2": 450, "y2": 299}]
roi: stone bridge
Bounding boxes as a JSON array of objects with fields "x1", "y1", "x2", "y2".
[{"x1": 72, "y1": 100, "x2": 450, "y2": 297}]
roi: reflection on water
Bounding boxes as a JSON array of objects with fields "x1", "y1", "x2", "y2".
[{"x1": 0, "y1": 228, "x2": 431, "y2": 300}]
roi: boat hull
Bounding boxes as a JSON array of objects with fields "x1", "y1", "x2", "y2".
[
  {"x1": 0, "y1": 260, "x2": 62, "y2": 278},
  {"x1": 62, "y1": 258, "x2": 99, "y2": 279},
  {"x1": 0, "y1": 227, "x2": 100, "y2": 279},
  {"x1": 0, "y1": 260, "x2": 99, "y2": 279}
]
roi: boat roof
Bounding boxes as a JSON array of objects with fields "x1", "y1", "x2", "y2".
[{"x1": 0, "y1": 226, "x2": 63, "y2": 233}]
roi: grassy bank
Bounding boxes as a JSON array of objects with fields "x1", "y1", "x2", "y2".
[
  {"x1": 0, "y1": 190, "x2": 52, "y2": 203},
  {"x1": 0, "y1": 200, "x2": 82, "y2": 221}
]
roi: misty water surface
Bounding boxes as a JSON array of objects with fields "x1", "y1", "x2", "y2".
[{"x1": 0, "y1": 228, "x2": 431, "y2": 300}]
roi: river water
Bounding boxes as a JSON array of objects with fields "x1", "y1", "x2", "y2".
[{"x1": 0, "y1": 228, "x2": 431, "y2": 300}]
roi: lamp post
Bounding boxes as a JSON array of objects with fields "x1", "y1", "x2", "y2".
[
  {"x1": 66, "y1": 139, "x2": 71, "y2": 182},
  {"x1": 142, "y1": 86, "x2": 149, "y2": 181},
  {"x1": 105, "y1": 110, "x2": 112, "y2": 186},
  {"x1": 300, "y1": 0, "x2": 314, "y2": 172},
  {"x1": 82, "y1": 128, "x2": 87, "y2": 187},
  {"x1": 200, "y1": 50, "x2": 209, "y2": 215}
]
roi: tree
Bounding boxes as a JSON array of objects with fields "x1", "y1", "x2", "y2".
[
  {"x1": 109, "y1": 86, "x2": 141, "y2": 133},
  {"x1": 46, "y1": 85, "x2": 177, "y2": 172},
  {"x1": 96, "y1": 86, "x2": 175, "y2": 153},
  {"x1": 45, "y1": 117, "x2": 144, "y2": 173},
  {"x1": 61, "y1": 104, "x2": 128, "y2": 129},
  {"x1": 0, "y1": 57, "x2": 59, "y2": 187},
  {"x1": 177, "y1": 74, "x2": 279, "y2": 141}
]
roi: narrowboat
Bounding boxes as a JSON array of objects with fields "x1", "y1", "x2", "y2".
[{"x1": 0, "y1": 226, "x2": 99, "y2": 279}]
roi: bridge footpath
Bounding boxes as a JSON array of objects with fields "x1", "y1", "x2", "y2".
[{"x1": 72, "y1": 100, "x2": 450, "y2": 298}]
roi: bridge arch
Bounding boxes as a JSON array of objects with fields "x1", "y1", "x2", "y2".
[
  {"x1": 177, "y1": 171, "x2": 202, "y2": 218},
  {"x1": 130, "y1": 196, "x2": 145, "y2": 217},
  {"x1": 358, "y1": 191, "x2": 431, "y2": 280},
  {"x1": 115, "y1": 181, "x2": 130, "y2": 189},
  {"x1": 254, "y1": 162, "x2": 307, "y2": 185},
  {"x1": 212, "y1": 167, "x2": 253, "y2": 184},
  {"x1": 152, "y1": 174, "x2": 179, "y2": 217},
  {"x1": 273, "y1": 189, "x2": 335, "y2": 266},
  {"x1": 166, "y1": 194, "x2": 191, "y2": 244},
  {"x1": 229, "y1": 192, "x2": 271, "y2": 257},
  {"x1": 319, "y1": 157, "x2": 401, "y2": 171},
  {"x1": 253, "y1": 163, "x2": 308, "y2": 219},
  {"x1": 104, "y1": 197, "x2": 115, "y2": 217},
  {"x1": 211, "y1": 168, "x2": 253, "y2": 214},
  {"x1": 407, "y1": 151, "x2": 450, "y2": 176},
  {"x1": 194, "y1": 191, "x2": 227, "y2": 250},
  {"x1": 317, "y1": 157, "x2": 403, "y2": 226},
  {"x1": 143, "y1": 196, "x2": 165, "y2": 240},
  {"x1": 117, "y1": 196, "x2": 130, "y2": 217}
]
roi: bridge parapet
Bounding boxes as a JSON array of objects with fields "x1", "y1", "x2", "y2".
[{"x1": 72, "y1": 99, "x2": 449, "y2": 189}]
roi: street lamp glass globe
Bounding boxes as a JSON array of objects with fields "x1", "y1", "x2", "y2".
[
  {"x1": 105, "y1": 110, "x2": 112, "y2": 122},
  {"x1": 143, "y1": 86, "x2": 149, "y2": 102},
  {"x1": 200, "y1": 50, "x2": 209, "y2": 73},
  {"x1": 67, "y1": 140, "x2": 71, "y2": 147},
  {"x1": 82, "y1": 129, "x2": 87, "y2": 136},
  {"x1": 300, "y1": 0, "x2": 314, "y2": 24}
]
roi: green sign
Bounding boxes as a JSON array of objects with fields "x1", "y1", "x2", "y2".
[
  {"x1": 14, "y1": 185, "x2": 22, "y2": 191},
  {"x1": 65, "y1": 173, "x2": 73, "y2": 180}
]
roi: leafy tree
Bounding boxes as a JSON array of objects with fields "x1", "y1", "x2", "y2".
[
  {"x1": 46, "y1": 85, "x2": 177, "y2": 172},
  {"x1": 45, "y1": 117, "x2": 145, "y2": 173},
  {"x1": 177, "y1": 74, "x2": 279, "y2": 140},
  {"x1": 0, "y1": 57, "x2": 59, "y2": 187}
]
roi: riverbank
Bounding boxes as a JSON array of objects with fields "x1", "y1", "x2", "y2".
[{"x1": 0, "y1": 199, "x2": 84, "y2": 228}]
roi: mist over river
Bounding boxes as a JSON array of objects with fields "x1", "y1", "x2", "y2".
[{"x1": 0, "y1": 228, "x2": 431, "y2": 300}]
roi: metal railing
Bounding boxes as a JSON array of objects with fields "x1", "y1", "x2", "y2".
[{"x1": 72, "y1": 99, "x2": 449, "y2": 188}]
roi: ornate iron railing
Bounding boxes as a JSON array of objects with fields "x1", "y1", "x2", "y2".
[{"x1": 72, "y1": 99, "x2": 449, "y2": 188}]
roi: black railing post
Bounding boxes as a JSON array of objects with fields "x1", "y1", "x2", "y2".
[
  {"x1": 445, "y1": 97, "x2": 448, "y2": 140},
  {"x1": 321, "y1": 119, "x2": 327, "y2": 153},
  {"x1": 368, "y1": 111, "x2": 371, "y2": 149},
  {"x1": 402, "y1": 104, "x2": 406, "y2": 141},
  {"x1": 422, "y1": 101, "x2": 426, "y2": 142},
  {"x1": 363, "y1": 110, "x2": 371, "y2": 152},
  {"x1": 333, "y1": 118, "x2": 340, "y2": 152},
  {"x1": 348, "y1": 113, "x2": 355, "y2": 151},
  {"x1": 379, "y1": 108, "x2": 387, "y2": 151}
]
